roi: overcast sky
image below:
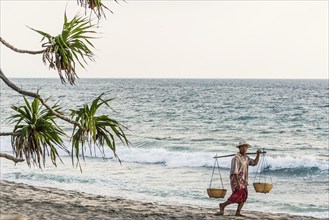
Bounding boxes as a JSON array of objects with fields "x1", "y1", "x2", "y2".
[{"x1": 0, "y1": 0, "x2": 328, "y2": 79}]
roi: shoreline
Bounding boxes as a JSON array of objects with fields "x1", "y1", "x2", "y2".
[{"x1": 0, "y1": 180, "x2": 325, "y2": 220}]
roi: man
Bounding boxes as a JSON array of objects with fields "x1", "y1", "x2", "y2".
[{"x1": 219, "y1": 139, "x2": 261, "y2": 216}]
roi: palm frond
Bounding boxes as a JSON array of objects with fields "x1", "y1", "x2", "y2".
[
  {"x1": 77, "y1": 0, "x2": 115, "y2": 20},
  {"x1": 8, "y1": 97, "x2": 68, "y2": 168},
  {"x1": 70, "y1": 93, "x2": 129, "y2": 170},
  {"x1": 29, "y1": 13, "x2": 96, "y2": 85}
]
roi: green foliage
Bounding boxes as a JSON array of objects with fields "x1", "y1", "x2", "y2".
[
  {"x1": 77, "y1": 0, "x2": 114, "y2": 19},
  {"x1": 8, "y1": 97, "x2": 67, "y2": 168},
  {"x1": 2, "y1": 0, "x2": 130, "y2": 170},
  {"x1": 29, "y1": 13, "x2": 96, "y2": 85},
  {"x1": 70, "y1": 93, "x2": 129, "y2": 170}
]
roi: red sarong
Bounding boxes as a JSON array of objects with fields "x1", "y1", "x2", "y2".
[{"x1": 227, "y1": 188, "x2": 248, "y2": 204}]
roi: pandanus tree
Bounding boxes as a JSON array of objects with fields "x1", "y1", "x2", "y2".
[
  {"x1": 29, "y1": 13, "x2": 96, "y2": 85},
  {"x1": 8, "y1": 97, "x2": 67, "y2": 168},
  {"x1": 0, "y1": 1, "x2": 129, "y2": 169}
]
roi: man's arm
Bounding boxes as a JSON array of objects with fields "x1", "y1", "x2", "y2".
[
  {"x1": 252, "y1": 149, "x2": 262, "y2": 165},
  {"x1": 232, "y1": 174, "x2": 241, "y2": 190}
]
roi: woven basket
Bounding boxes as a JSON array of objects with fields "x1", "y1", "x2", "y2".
[
  {"x1": 253, "y1": 182, "x2": 273, "y2": 193},
  {"x1": 207, "y1": 188, "x2": 227, "y2": 198}
]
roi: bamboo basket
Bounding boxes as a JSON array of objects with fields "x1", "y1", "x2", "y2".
[
  {"x1": 207, "y1": 188, "x2": 227, "y2": 198},
  {"x1": 253, "y1": 182, "x2": 273, "y2": 193}
]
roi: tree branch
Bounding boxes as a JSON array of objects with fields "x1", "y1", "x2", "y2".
[
  {"x1": 0, "y1": 37, "x2": 44, "y2": 54},
  {"x1": 0, "y1": 152, "x2": 25, "y2": 163},
  {"x1": 0, "y1": 132, "x2": 19, "y2": 136},
  {"x1": 0, "y1": 68, "x2": 85, "y2": 130}
]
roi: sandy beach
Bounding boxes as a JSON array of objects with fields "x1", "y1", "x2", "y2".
[{"x1": 0, "y1": 180, "x2": 325, "y2": 220}]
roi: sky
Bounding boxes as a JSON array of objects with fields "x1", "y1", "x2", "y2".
[{"x1": 0, "y1": 0, "x2": 328, "y2": 79}]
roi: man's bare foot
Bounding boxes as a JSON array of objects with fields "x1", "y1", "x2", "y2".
[
  {"x1": 235, "y1": 213, "x2": 246, "y2": 217},
  {"x1": 218, "y1": 203, "x2": 225, "y2": 215}
]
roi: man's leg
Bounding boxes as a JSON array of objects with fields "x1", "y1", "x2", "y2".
[
  {"x1": 218, "y1": 201, "x2": 230, "y2": 215},
  {"x1": 235, "y1": 202, "x2": 245, "y2": 216}
]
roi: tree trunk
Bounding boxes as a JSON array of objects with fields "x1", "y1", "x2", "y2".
[
  {"x1": 0, "y1": 37, "x2": 44, "y2": 54},
  {"x1": 0, "y1": 68, "x2": 85, "y2": 130},
  {"x1": 0, "y1": 152, "x2": 24, "y2": 163},
  {"x1": 0, "y1": 132, "x2": 19, "y2": 136}
]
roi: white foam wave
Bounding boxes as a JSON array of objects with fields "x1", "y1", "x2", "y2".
[
  {"x1": 266, "y1": 155, "x2": 328, "y2": 171},
  {"x1": 118, "y1": 147, "x2": 214, "y2": 168},
  {"x1": 116, "y1": 147, "x2": 328, "y2": 171},
  {"x1": 1, "y1": 136, "x2": 327, "y2": 171}
]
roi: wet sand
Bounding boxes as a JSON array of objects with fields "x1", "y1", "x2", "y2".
[{"x1": 0, "y1": 180, "x2": 325, "y2": 220}]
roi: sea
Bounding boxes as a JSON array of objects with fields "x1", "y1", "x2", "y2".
[{"x1": 0, "y1": 78, "x2": 328, "y2": 218}]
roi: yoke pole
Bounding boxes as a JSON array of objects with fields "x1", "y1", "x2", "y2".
[{"x1": 213, "y1": 151, "x2": 267, "y2": 158}]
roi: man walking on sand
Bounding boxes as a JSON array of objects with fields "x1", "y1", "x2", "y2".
[{"x1": 219, "y1": 140, "x2": 261, "y2": 216}]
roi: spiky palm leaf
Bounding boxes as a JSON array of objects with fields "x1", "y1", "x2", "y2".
[
  {"x1": 77, "y1": 0, "x2": 115, "y2": 19},
  {"x1": 29, "y1": 13, "x2": 96, "y2": 85},
  {"x1": 8, "y1": 97, "x2": 68, "y2": 168},
  {"x1": 70, "y1": 93, "x2": 129, "y2": 170}
]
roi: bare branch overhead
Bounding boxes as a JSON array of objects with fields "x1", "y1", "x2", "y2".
[{"x1": 0, "y1": 37, "x2": 44, "y2": 55}]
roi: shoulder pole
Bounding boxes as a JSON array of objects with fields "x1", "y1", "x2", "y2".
[{"x1": 214, "y1": 151, "x2": 267, "y2": 158}]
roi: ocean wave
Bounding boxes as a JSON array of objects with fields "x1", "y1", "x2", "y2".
[
  {"x1": 115, "y1": 148, "x2": 328, "y2": 173},
  {"x1": 1, "y1": 136, "x2": 327, "y2": 174},
  {"x1": 2, "y1": 172, "x2": 104, "y2": 185},
  {"x1": 190, "y1": 138, "x2": 218, "y2": 142},
  {"x1": 269, "y1": 167, "x2": 323, "y2": 175},
  {"x1": 234, "y1": 116, "x2": 258, "y2": 121}
]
